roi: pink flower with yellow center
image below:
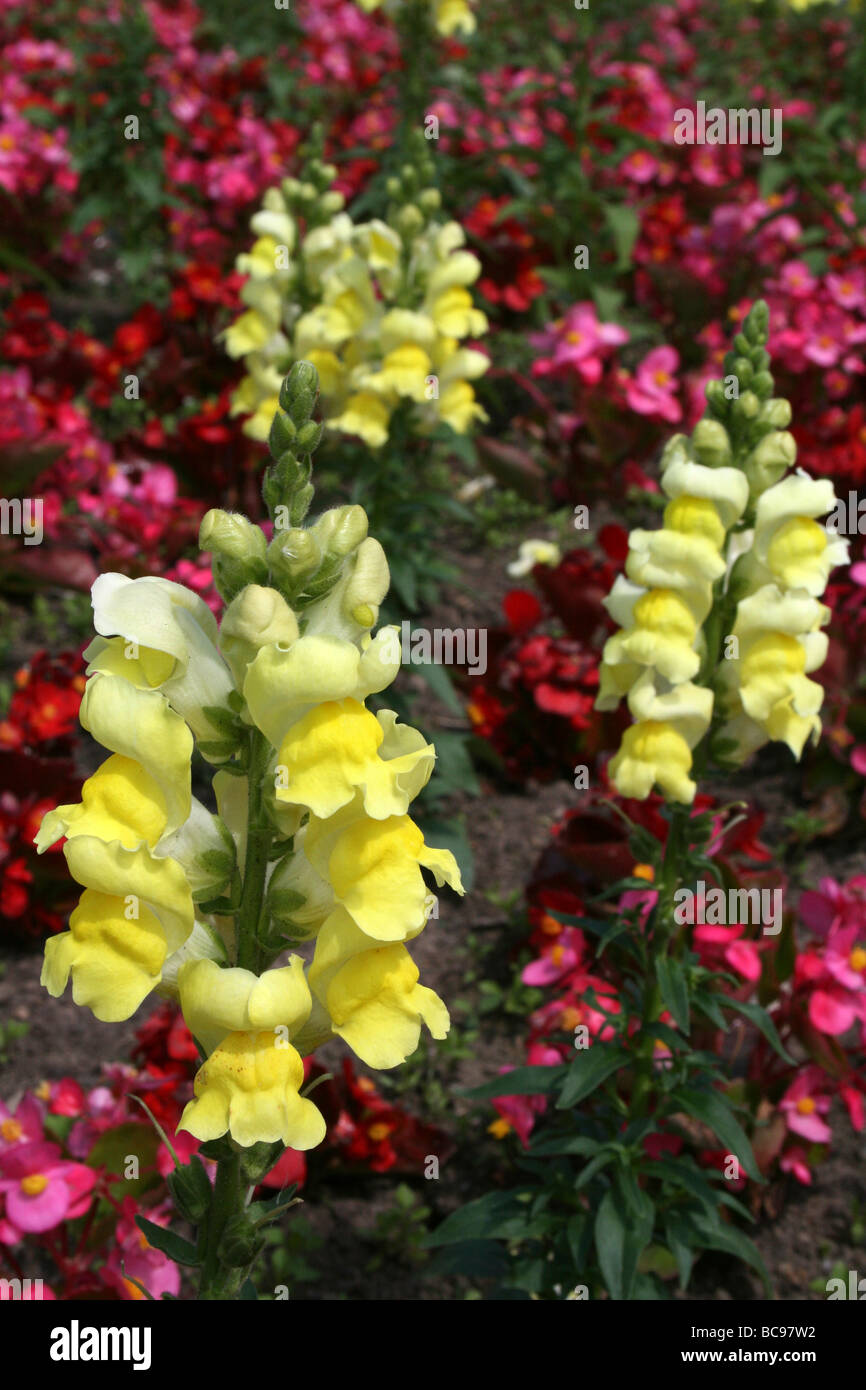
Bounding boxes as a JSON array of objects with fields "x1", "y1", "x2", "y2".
[
  {"x1": 779, "y1": 1071, "x2": 832, "y2": 1144},
  {"x1": 0, "y1": 1140, "x2": 96, "y2": 1235}
]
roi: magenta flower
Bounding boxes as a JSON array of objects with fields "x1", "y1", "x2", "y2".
[
  {"x1": 0, "y1": 1140, "x2": 96, "y2": 1237},
  {"x1": 779, "y1": 1146, "x2": 813, "y2": 1186},
  {"x1": 104, "y1": 1199, "x2": 181, "y2": 1301},
  {"x1": 0, "y1": 1095, "x2": 43, "y2": 1154},
  {"x1": 694, "y1": 923, "x2": 763, "y2": 983},
  {"x1": 779, "y1": 1072, "x2": 833, "y2": 1144},
  {"x1": 531, "y1": 303, "x2": 628, "y2": 384},
  {"x1": 623, "y1": 345, "x2": 682, "y2": 423}
]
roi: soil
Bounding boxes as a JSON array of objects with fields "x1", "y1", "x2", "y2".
[{"x1": 2, "y1": 521, "x2": 865, "y2": 1301}]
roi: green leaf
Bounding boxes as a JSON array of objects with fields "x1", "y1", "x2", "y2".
[
  {"x1": 671, "y1": 1088, "x2": 762, "y2": 1181},
  {"x1": 134, "y1": 1217, "x2": 201, "y2": 1267},
  {"x1": 664, "y1": 1212, "x2": 695, "y2": 1290},
  {"x1": 556, "y1": 1045, "x2": 629, "y2": 1109},
  {"x1": 690, "y1": 1213, "x2": 771, "y2": 1294},
  {"x1": 423, "y1": 1191, "x2": 533, "y2": 1246},
  {"x1": 655, "y1": 957, "x2": 690, "y2": 1034},
  {"x1": 594, "y1": 1180, "x2": 654, "y2": 1300},
  {"x1": 602, "y1": 202, "x2": 640, "y2": 271},
  {"x1": 723, "y1": 997, "x2": 795, "y2": 1064},
  {"x1": 461, "y1": 1065, "x2": 567, "y2": 1100}
]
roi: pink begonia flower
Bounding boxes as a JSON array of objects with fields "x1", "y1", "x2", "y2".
[
  {"x1": 694, "y1": 923, "x2": 763, "y2": 983},
  {"x1": 779, "y1": 1072, "x2": 833, "y2": 1144},
  {"x1": 840, "y1": 1084, "x2": 865, "y2": 1132},
  {"x1": 780, "y1": 1146, "x2": 813, "y2": 1186},
  {"x1": 826, "y1": 270, "x2": 866, "y2": 311},
  {"x1": 104, "y1": 1199, "x2": 181, "y2": 1301},
  {"x1": 0, "y1": 1095, "x2": 43, "y2": 1153},
  {"x1": 0, "y1": 1140, "x2": 96, "y2": 1236},
  {"x1": 522, "y1": 926, "x2": 586, "y2": 987},
  {"x1": 530, "y1": 302, "x2": 628, "y2": 384},
  {"x1": 490, "y1": 1044, "x2": 562, "y2": 1147},
  {"x1": 620, "y1": 149, "x2": 658, "y2": 183},
  {"x1": 623, "y1": 345, "x2": 682, "y2": 423},
  {"x1": 778, "y1": 260, "x2": 818, "y2": 299},
  {"x1": 851, "y1": 745, "x2": 866, "y2": 777}
]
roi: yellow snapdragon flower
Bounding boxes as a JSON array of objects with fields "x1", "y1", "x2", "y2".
[{"x1": 225, "y1": 176, "x2": 488, "y2": 448}]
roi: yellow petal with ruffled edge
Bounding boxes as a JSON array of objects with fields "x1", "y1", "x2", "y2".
[
  {"x1": 614, "y1": 588, "x2": 702, "y2": 685},
  {"x1": 626, "y1": 528, "x2": 725, "y2": 592},
  {"x1": 244, "y1": 636, "x2": 366, "y2": 750},
  {"x1": 41, "y1": 891, "x2": 171, "y2": 1022},
  {"x1": 178, "y1": 1031, "x2": 326, "y2": 1149},
  {"x1": 275, "y1": 699, "x2": 434, "y2": 820},
  {"x1": 326, "y1": 392, "x2": 391, "y2": 448},
  {"x1": 609, "y1": 721, "x2": 699, "y2": 804},
  {"x1": 309, "y1": 909, "x2": 449, "y2": 1068},
  {"x1": 308, "y1": 812, "x2": 462, "y2": 941},
  {"x1": 224, "y1": 309, "x2": 275, "y2": 358},
  {"x1": 738, "y1": 633, "x2": 824, "y2": 724},
  {"x1": 661, "y1": 457, "x2": 749, "y2": 529},
  {"x1": 434, "y1": 0, "x2": 476, "y2": 35},
  {"x1": 365, "y1": 345, "x2": 432, "y2": 402},
  {"x1": 178, "y1": 957, "x2": 311, "y2": 1057},
  {"x1": 35, "y1": 754, "x2": 167, "y2": 853},
  {"x1": 79, "y1": 673, "x2": 192, "y2": 833},
  {"x1": 63, "y1": 836, "x2": 194, "y2": 960}
]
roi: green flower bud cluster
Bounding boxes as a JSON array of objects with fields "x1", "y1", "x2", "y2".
[{"x1": 699, "y1": 300, "x2": 797, "y2": 505}]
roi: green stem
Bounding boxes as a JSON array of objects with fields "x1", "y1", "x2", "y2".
[
  {"x1": 631, "y1": 805, "x2": 687, "y2": 1117},
  {"x1": 236, "y1": 730, "x2": 275, "y2": 973},
  {"x1": 198, "y1": 1151, "x2": 245, "y2": 1300}
]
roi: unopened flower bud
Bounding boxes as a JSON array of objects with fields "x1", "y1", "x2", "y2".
[
  {"x1": 318, "y1": 191, "x2": 344, "y2": 215},
  {"x1": 757, "y1": 398, "x2": 792, "y2": 429},
  {"x1": 199, "y1": 510, "x2": 268, "y2": 601},
  {"x1": 396, "y1": 204, "x2": 424, "y2": 238},
  {"x1": 219, "y1": 585, "x2": 299, "y2": 684},
  {"x1": 312, "y1": 504, "x2": 369, "y2": 558},
  {"x1": 734, "y1": 390, "x2": 759, "y2": 419},
  {"x1": 167, "y1": 1157, "x2": 212, "y2": 1223},
  {"x1": 239, "y1": 1141, "x2": 285, "y2": 1185},
  {"x1": 744, "y1": 430, "x2": 796, "y2": 497},
  {"x1": 690, "y1": 419, "x2": 731, "y2": 469},
  {"x1": 419, "y1": 188, "x2": 442, "y2": 214},
  {"x1": 219, "y1": 1213, "x2": 265, "y2": 1268},
  {"x1": 267, "y1": 527, "x2": 322, "y2": 585}
]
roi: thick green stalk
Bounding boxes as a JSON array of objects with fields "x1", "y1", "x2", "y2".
[
  {"x1": 198, "y1": 1151, "x2": 246, "y2": 1300},
  {"x1": 630, "y1": 804, "x2": 687, "y2": 1117},
  {"x1": 236, "y1": 729, "x2": 275, "y2": 973}
]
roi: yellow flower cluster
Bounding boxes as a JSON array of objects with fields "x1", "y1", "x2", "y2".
[
  {"x1": 595, "y1": 315, "x2": 849, "y2": 804},
  {"x1": 355, "y1": 0, "x2": 476, "y2": 37},
  {"x1": 597, "y1": 440, "x2": 749, "y2": 803},
  {"x1": 716, "y1": 472, "x2": 848, "y2": 761},
  {"x1": 225, "y1": 178, "x2": 488, "y2": 448},
  {"x1": 39, "y1": 492, "x2": 462, "y2": 1152}
]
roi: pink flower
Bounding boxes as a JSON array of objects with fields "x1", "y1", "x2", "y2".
[
  {"x1": 531, "y1": 303, "x2": 628, "y2": 384},
  {"x1": 104, "y1": 1198, "x2": 182, "y2": 1301},
  {"x1": 0, "y1": 1141, "x2": 96, "y2": 1236},
  {"x1": 780, "y1": 1146, "x2": 813, "y2": 1186},
  {"x1": 778, "y1": 260, "x2": 818, "y2": 299},
  {"x1": 623, "y1": 345, "x2": 681, "y2": 423},
  {"x1": 779, "y1": 1072, "x2": 833, "y2": 1144},
  {"x1": 0, "y1": 1095, "x2": 43, "y2": 1153},
  {"x1": 694, "y1": 923, "x2": 763, "y2": 983}
]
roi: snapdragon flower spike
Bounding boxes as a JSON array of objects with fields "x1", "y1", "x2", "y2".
[
  {"x1": 40, "y1": 362, "x2": 461, "y2": 1158},
  {"x1": 596, "y1": 301, "x2": 849, "y2": 803},
  {"x1": 225, "y1": 157, "x2": 488, "y2": 448}
]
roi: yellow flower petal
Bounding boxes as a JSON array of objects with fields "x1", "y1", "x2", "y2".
[{"x1": 178, "y1": 1031, "x2": 326, "y2": 1149}]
